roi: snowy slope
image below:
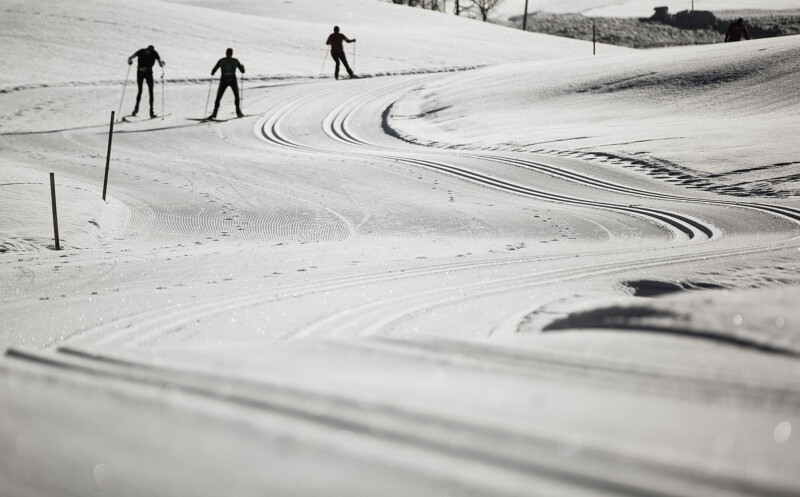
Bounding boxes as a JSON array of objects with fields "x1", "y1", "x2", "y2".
[
  {"x1": 1, "y1": 1, "x2": 799, "y2": 496},
  {"x1": 389, "y1": 35, "x2": 800, "y2": 196},
  {"x1": 0, "y1": 0, "x2": 620, "y2": 89}
]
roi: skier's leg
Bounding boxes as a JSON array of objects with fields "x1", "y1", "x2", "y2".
[
  {"x1": 333, "y1": 53, "x2": 341, "y2": 79},
  {"x1": 340, "y1": 53, "x2": 354, "y2": 77},
  {"x1": 211, "y1": 79, "x2": 228, "y2": 118},
  {"x1": 134, "y1": 70, "x2": 144, "y2": 115},
  {"x1": 146, "y1": 71, "x2": 155, "y2": 117},
  {"x1": 232, "y1": 80, "x2": 242, "y2": 117}
]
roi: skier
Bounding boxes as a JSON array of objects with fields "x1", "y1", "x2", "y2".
[
  {"x1": 127, "y1": 45, "x2": 164, "y2": 118},
  {"x1": 209, "y1": 48, "x2": 245, "y2": 120},
  {"x1": 725, "y1": 18, "x2": 750, "y2": 42},
  {"x1": 326, "y1": 26, "x2": 356, "y2": 80}
]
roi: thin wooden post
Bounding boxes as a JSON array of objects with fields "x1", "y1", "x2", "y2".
[
  {"x1": 50, "y1": 173, "x2": 60, "y2": 250},
  {"x1": 103, "y1": 111, "x2": 114, "y2": 201},
  {"x1": 593, "y1": 21, "x2": 596, "y2": 55},
  {"x1": 523, "y1": 0, "x2": 529, "y2": 31}
]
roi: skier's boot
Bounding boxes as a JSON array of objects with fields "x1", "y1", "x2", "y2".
[
  {"x1": 236, "y1": 108, "x2": 244, "y2": 118},
  {"x1": 131, "y1": 107, "x2": 139, "y2": 117},
  {"x1": 150, "y1": 110, "x2": 157, "y2": 119}
]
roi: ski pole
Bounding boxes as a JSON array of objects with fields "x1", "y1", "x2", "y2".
[
  {"x1": 204, "y1": 75, "x2": 214, "y2": 118},
  {"x1": 318, "y1": 50, "x2": 328, "y2": 79},
  {"x1": 117, "y1": 64, "x2": 131, "y2": 122},
  {"x1": 161, "y1": 66, "x2": 165, "y2": 120},
  {"x1": 240, "y1": 72, "x2": 244, "y2": 109}
]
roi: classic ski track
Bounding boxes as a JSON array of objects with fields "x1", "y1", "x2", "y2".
[
  {"x1": 59, "y1": 251, "x2": 576, "y2": 348},
  {"x1": 3, "y1": 347, "x2": 798, "y2": 497},
  {"x1": 292, "y1": 238, "x2": 799, "y2": 342},
  {"x1": 327, "y1": 78, "x2": 800, "y2": 232},
  {"x1": 69, "y1": 75, "x2": 800, "y2": 349},
  {"x1": 334, "y1": 336, "x2": 800, "y2": 409},
  {"x1": 260, "y1": 77, "x2": 713, "y2": 240},
  {"x1": 261, "y1": 76, "x2": 800, "y2": 237},
  {"x1": 253, "y1": 74, "x2": 800, "y2": 342}
]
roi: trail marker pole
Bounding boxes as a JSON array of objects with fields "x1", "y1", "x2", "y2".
[
  {"x1": 523, "y1": 0, "x2": 529, "y2": 31},
  {"x1": 102, "y1": 111, "x2": 115, "y2": 201},
  {"x1": 593, "y1": 21, "x2": 596, "y2": 55},
  {"x1": 117, "y1": 64, "x2": 131, "y2": 122},
  {"x1": 50, "y1": 173, "x2": 60, "y2": 250},
  {"x1": 204, "y1": 76, "x2": 214, "y2": 117}
]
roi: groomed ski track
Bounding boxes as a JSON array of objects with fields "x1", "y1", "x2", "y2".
[{"x1": 3, "y1": 72, "x2": 800, "y2": 496}]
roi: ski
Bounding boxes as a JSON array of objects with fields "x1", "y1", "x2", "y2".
[
  {"x1": 186, "y1": 114, "x2": 255, "y2": 123},
  {"x1": 121, "y1": 113, "x2": 170, "y2": 123}
]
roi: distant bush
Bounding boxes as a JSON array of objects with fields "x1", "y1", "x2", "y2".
[{"x1": 508, "y1": 10, "x2": 800, "y2": 49}]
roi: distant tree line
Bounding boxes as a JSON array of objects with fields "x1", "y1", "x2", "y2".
[{"x1": 390, "y1": 0, "x2": 504, "y2": 22}]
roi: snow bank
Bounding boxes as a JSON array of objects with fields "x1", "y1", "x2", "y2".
[{"x1": 388, "y1": 34, "x2": 800, "y2": 196}]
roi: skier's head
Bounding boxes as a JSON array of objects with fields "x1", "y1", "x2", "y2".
[
  {"x1": 226, "y1": 48, "x2": 233, "y2": 57},
  {"x1": 737, "y1": 18, "x2": 744, "y2": 24},
  {"x1": 333, "y1": 26, "x2": 340, "y2": 33},
  {"x1": 147, "y1": 45, "x2": 154, "y2": 51}
]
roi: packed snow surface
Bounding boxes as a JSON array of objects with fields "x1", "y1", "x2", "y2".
[{"x1": 1, "y1": 1, "x2": 799, "y2": 496}]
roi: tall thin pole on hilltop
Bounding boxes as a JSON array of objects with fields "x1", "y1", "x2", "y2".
[{"x1": 523, "y1": 0, "x2": 529, "y2": 31}]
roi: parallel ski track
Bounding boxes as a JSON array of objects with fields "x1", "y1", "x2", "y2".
[
  {"x1": 328, "y1": 76, "x2": 800, "y2": 229},
  {"x1": 58, "y1": 75, "x2": 800, "y2": 349},
  {"x1": 253, "y1": 74, "x2": 800, "y2": 341},
  {"x1": 290, "y1": 239, "x2": 798, "y2": 343},
  {"x1": 260, "y1": 76, "x2": 800, "y2": 237},
  {"x1": 258, "y1": 78, "x2": 714, "y2": 241},
  {"x1": 4, "y1": 346, "x2": 798, "y2": 497}
]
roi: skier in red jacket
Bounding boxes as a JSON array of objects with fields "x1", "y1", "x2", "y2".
[{"x1": 326, "y1": 26, "x2": 356, "y2": 79}]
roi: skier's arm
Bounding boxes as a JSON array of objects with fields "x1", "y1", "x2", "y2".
[
  {"x1": 211, "y1": 60, "x2": 220, "y2": 76},
  {"x1": 239, "y1": 63, "x2": 245, "y2": 74},
  {"x1": 345, "y1": 36, "x2": 355, "y2": 43},
  {"x1": 127, "y1": 49, "x2": 141, "y2": 65},
  {"x1": 155, "y1": 52, "x2": 165, "y2": 68}
]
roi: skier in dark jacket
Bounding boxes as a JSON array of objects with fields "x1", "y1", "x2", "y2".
[
  {"x1": 209, "y1": 48, "x2": 245, "y2": 120},
  {"x1": 127, "y1": 45, "x2": 164, "y2": 118},
  {"x1": 725, "y1": 18, "x2": 750, "y2": 42},
  {"x1": 326, "y1": 26, "x2": 356, "y2": 79}
]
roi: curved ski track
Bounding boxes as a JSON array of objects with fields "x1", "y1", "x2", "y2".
[{"x1": 52, "y1": 75, "x2": 800, "y2": 348}]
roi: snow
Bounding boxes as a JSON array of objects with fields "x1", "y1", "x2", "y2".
[{"x1": 2, "y1": 0, "x2": 800, "y2": 495}]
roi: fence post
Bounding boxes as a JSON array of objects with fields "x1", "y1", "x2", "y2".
[
  {"x1": 50, "y1": 173, "x2": 60, "y2": 250},
  {"x1": 103, "y1": 111, "x2": 114, "y2": 201}
]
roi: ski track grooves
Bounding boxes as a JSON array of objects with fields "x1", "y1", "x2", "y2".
[
  {"x1": 259, "y1": 76, "x2": 800, "y2": 239},
  {"x1": 4, "y1": 346, "x2": 797, "y2": 497},
  {"x1": 59, "y1": 74, "x2": 800, "y2": 349}
]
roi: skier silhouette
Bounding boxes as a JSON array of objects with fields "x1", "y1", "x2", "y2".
[
  {"x1": 209, "y1": 48, "x2": 245, "y2": 120},
  {"x1": 725, "y1": 18, "x2": 750, "y2": 42},
  {"x1": 128, "y1": 45, "x2": 164, "y2": 118},
  {"x1": 326, "y1": 26, "x2": 356, "y2": 79}
]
